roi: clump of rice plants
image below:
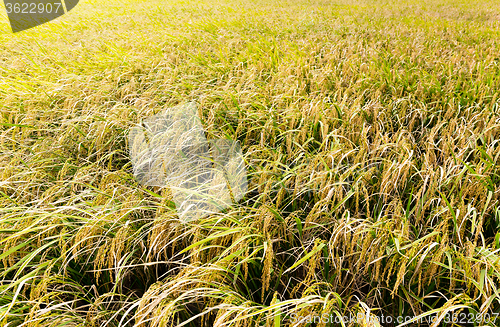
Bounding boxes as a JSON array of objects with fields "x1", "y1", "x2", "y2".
[{"x1": 0, "y1": 0, "x2": 499, "y2": 326}]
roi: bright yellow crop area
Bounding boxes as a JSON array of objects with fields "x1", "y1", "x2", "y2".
[{"x1": 0, "y1": 0, "x2": 499, "y2": 325}]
